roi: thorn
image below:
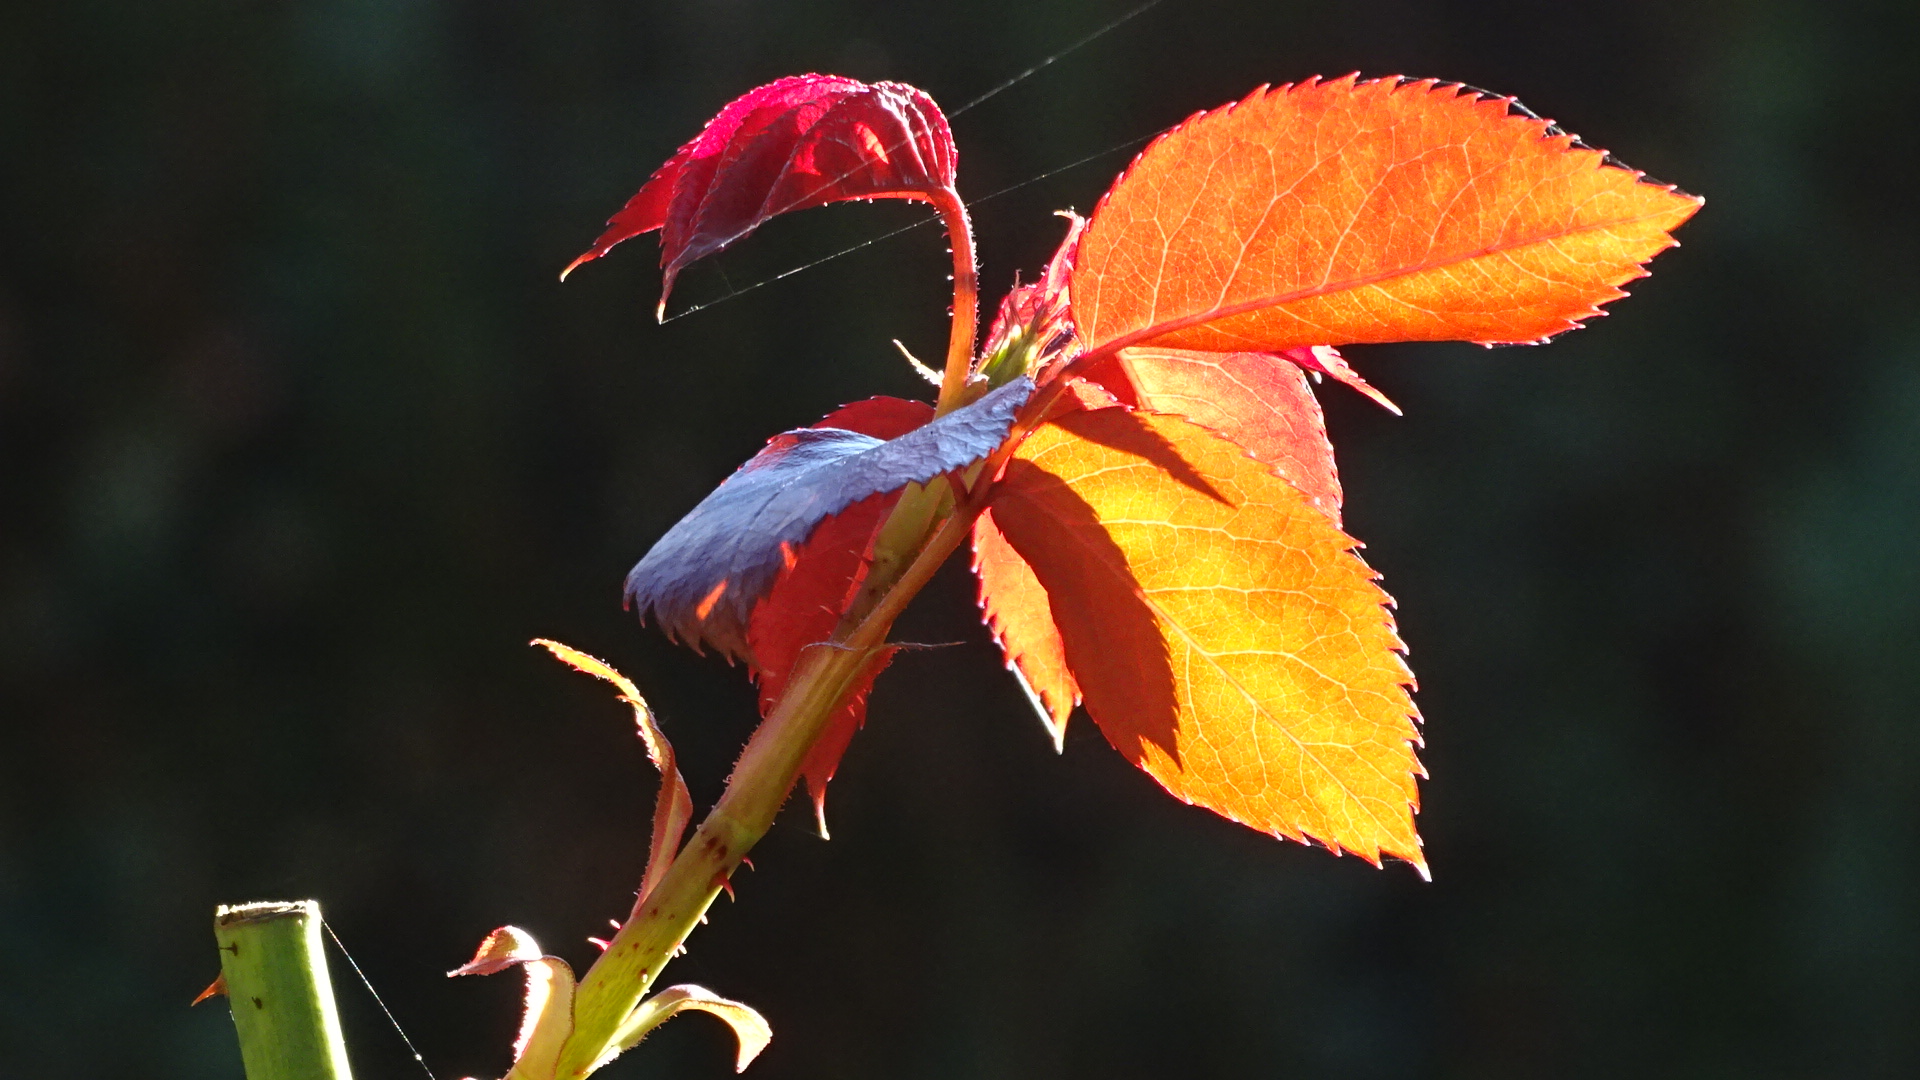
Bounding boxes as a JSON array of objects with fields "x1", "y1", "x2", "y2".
[
  {"x1": 713, "y1": 872, "x2": 736, "y2": 902},
  {"x1": 191, "y1": 972, "x2": 227, "y2": 1006},
  {"x1": 588, "y1": 937, "x2": 611, "y2": 952},
  {"x1": 739, "y1": 857, "x2": 755, "y2": 872},
  {"x1": 609, "y1": 919, "x2": 623, "y2": 931}
]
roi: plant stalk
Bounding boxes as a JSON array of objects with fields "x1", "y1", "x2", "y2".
[
  {"x1": 557, "y1": 182, "x2": 992, "y2": 1078},
  {"x1": 557, "y1": 486, "x2": 994, "y2": 1078},
  {"x1": 213, "y1": 900, "x2": 355, "y2": 1080}
]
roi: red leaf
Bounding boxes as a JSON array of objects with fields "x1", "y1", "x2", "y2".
[
  {"x1": 743, "y1": 395, "x2": 933, "y2": 834},
  {"x1": 624, "y1": 380, "x2": 1027, "y2": 660},
  {"x1": 747, "y1": 493, "x2": 900, "y2": 836},
  {"x1": 1276, "y1": 345, "x2": 1399, "y2": 416},
  {"x1": 979, "y1": 212, "x2": 1085, "y2": 382},
  {"x1": 1083, "y1": 348, "x2": 1343, "y2": 521},
  {"x1": 813, "y1": 395, "x2": 935, "y2": 440},
  {"x1": 1071, "y1": 75, "x2": 1702, "y2": 356},
  {"x1": 563, "y1": 75, "x2": 958, "y2": 315}
]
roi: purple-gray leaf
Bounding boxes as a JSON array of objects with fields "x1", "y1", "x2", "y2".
[{"x1": 626, "y1": 376, "x2": 1034, "y2": 660}]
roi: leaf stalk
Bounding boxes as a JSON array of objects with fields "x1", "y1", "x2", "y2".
[{"x1": 929, "y1": 187, "x2": 979, "y2": 415}]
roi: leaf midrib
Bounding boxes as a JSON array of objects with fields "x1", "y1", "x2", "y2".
[{"x1": 1087, "y1": 201, "x2": 1688, "y2": 354}]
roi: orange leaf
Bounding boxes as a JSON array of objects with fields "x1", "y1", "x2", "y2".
[
  {"x1": 972, "y1": 507, "x2": 1080, "y2": 748},
  {"x1": 1071, "y1": 75, "x2": 1702, "y2": 355},
  {"x1": 979, "y1": 351, "x2": 1342, "y2": 751},
  {"x1": 989, "y1": 408, "x2": 1425, "y2": 871},
  {"x1": 1274, "y1": 344, "x2": 1400, "y2": 415}
]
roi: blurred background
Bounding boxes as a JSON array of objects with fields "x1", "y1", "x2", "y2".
[{"x1": 3, "y1": 0, "x2": 1916, "y2": 1077}]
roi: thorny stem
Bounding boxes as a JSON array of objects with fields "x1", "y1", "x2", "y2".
[
  {"x1": 559, "y1": 491, "x2": 991, "y2": 1078},
  {"x1": 560, "y1": 375, "x2": 1069, "y2": 1075},
  {"x1": 556, "y1": 190, "x2": 991, "y2": 1078},
  {"x1": 213, "y1": 901, "x2": 355, "y2": 1080}
]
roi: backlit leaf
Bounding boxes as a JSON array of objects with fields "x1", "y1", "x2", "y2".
[
  {"x1": 978, "y1": 350, "x2": 1343, "y2": 748},
  {"x1": 625, "y1": 377, "x2": 1030, "y2": 660},
  {"x1": 750, "y1": 515, "x2": 898, "y2": 836},
  {"x1": 744, "y1": 395, "x2": 931, "y2": 833},
  {"x1": 1084, "y1": 347, "x2": 1344, "y2": 520},
  {"x1": 449, "y1": 926, "x2": 577, "y2": 1080},
  {"x1": 604, "y1": 984, "x2": 772, "y2": 1074},
  {"x1": 1274, "y1": 344, "x2": 1399, "y2": 415},
  {"x1": 988, "y1": 408, "x2": 1425, "y2": 870},
  {"x1": 979, "y1": 211, "x2": 1085, "y2": 385},
  {"x1": 563, "y1": 74, "x2": 957, "y2": 314},
  {"x1": 972, "y1": 507, "x2": 1079, "y2": 749},
  {"x1": 532, "y1": 640, "x2": 692, "y2": 909},
  {"x1": 1071, "y1": 75, "x2": 1702, "y2": 356},
  {"x1": 807, "y1": 395, "x2": 938, "y2": 442}
]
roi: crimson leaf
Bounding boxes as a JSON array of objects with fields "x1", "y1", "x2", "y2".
[
  {"x1": 562, "y1": 74, "x2": 958, "y2": 315},
  {"x1": 748, "y1": 396, "x2": 933, "y2": 833},
  {"x1": 625, "y1": 377, "x2": 1032, "y2": 659}
]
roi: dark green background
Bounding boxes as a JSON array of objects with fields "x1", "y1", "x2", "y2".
[{"x1": 4, "y1": 1, "x2": 1915, "y2": 1077}]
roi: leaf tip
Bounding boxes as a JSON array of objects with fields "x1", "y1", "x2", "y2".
[
  {"x1": 1008, "y1": 662, "x2": 1069, "y2": 753},
  {"x1": 1279, "y1": 346, "x2": 1401, "y2": 414},
  {"x1": 812, "y1": 789, "x2": 833, "y2": 841},
  {"x1": 448, "y1": 925, "x2": 545, "y2": 978},
  {"x1": 559, "y1": 251, "x2": 593, "y2": 282},
  {"x1": 1340, "y1": 366, "x2": 1401, "y2": 416}
]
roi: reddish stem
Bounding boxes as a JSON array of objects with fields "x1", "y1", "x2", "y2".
[{"x1": 929, "y1": 187, "x2": 979, "y2": 414}]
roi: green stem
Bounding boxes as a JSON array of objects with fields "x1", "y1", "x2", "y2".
[
  {"x1": 213, "y1": 901, "x2": 355, "y2": 1080},
  {"x1": 557, "y1": 182, "x2": 991, "y2": 1078},
  {"x1": 557, "y1": 487, "x2": 992, "y2": 1078}
]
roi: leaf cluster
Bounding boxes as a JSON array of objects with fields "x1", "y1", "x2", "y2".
[{"x1": 461, "y1": 69, "x2": 1698, "y2": 1079}]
